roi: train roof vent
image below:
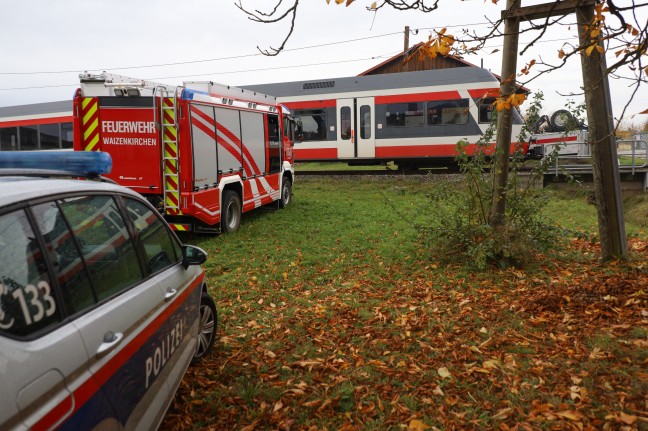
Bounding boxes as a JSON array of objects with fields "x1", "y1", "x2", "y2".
[{"x1": 303, "y1": 81, "x2": 335, "y2": 90}]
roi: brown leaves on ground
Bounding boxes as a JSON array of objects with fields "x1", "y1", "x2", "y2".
[{"x1": 162, "y1": 238, "x2": 648, "y2": 430}]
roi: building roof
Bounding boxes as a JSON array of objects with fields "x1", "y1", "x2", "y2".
[
  {"x1": 357, "y1": 43, "x2": 479, "y2": 76},
  {"x1": 357, "y1": 42, "x2": 530, "y2": 94}
]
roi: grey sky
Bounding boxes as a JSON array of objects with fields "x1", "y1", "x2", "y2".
[{"x1": 0, "y1": 0, "x2": 645, "y2": 125}]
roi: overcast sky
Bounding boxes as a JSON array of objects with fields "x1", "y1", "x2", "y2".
[{"x1": 0, "y1": 0, "x2": 645, "y2": 125}]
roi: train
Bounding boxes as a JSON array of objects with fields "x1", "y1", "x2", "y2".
[{"x1": 244, "y1": 68, "x2": 527, "y2": 169}]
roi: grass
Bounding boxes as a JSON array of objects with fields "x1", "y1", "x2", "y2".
[
  {"x1": 162, "y1": 176, "x2": 648, "y2": 431},
  {"x1": 542, "y1": 188, "x2": 648, "y2": 237}
]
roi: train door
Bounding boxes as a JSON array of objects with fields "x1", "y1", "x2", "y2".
[{"x1": 337, "y1": 98, "x2": 375, "y2": 159}]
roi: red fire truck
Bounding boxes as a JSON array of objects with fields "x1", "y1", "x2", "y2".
[{"x1": 73, "y1": 73, "x2": 296, "y2": 233}]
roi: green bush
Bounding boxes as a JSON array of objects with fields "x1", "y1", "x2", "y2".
[{"x1": 417, "y1": 94, "x2": 567, "y2": 269}]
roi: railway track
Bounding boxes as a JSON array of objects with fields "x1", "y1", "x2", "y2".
[{"x1": 296, "y1": 168, "x2": 460, "y2": 176}]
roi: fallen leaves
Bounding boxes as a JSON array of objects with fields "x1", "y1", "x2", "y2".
[
  {"x1": 437, "y1": 366, "x2": 452, "y2": 379},
  {"x1": 162, "y1": 238, "x2": 648, "y2": 430}
]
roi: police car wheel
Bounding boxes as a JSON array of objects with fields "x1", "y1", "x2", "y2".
[
  {"x1": 193, "y1": 293, "x2": 217, "y2": 363},
  {"x1": 221, "y1": 190, "x2": 241, "y2": 233},
  {"x1": 279, "y1": 178, "x2": 292, "y2": 208}
]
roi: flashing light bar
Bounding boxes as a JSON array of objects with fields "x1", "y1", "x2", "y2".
[{"x1": 0, "y1": 151, "x2": 112, "y2": 176}]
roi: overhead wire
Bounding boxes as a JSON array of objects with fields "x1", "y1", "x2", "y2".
[
  {"x1": 0, "y1": 31, "x2": 406, "y2": 76},
  {"x1": 0, "y1": 52, "x2": 401, "y2": 91},
  {"x1": 0, "y1": 24, "x2": 579, "y2": 92}
]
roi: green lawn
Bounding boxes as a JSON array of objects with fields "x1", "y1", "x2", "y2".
[{"x1": 163, "y1": 177, "x2": 647, "y2": 430}]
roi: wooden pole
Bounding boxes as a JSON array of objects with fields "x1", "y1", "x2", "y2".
[
  {"x1": 490, "y1": 0, "x2": 521, "y2": 227},
  {"x1": 576, "y1": 5, "x2": 627, "y2": 259},
  {"x1": 404, "y1": 25, "x2": 410, "y2": 52}
]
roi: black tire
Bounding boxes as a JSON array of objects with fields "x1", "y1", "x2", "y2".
[
  {"x1": 221, "y1": 190, "x2": 241, "y2": 233},
  {"x1": 279, "y1": 177, "x2": 292, "y2": 209},
  {"x1": 193, "y1": 292, "x2": 217, "y2": 363},
  {"x1": 549, "y1": 110, "x2": 573, "y2": 132}
]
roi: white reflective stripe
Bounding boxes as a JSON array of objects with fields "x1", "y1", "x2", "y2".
[
  {"x1": 193, "y1": 202, "x2": 221, "y2": 217},
  {"x1": 248, "y1": 179, "x2": 263, "y2": 208},
  {"x1": 258, "y1": 177, "x2": 280, "y2": 200}
]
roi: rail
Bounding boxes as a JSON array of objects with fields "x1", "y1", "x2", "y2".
[{"x1": 543, "y1": 139, "x2": 647, "y2": 176}]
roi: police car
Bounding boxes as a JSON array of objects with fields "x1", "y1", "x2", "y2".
[{"x1": 0, "y1": 151, "x2": 217, "y2": 430}]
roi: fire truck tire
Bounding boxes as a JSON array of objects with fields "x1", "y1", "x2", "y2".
[
  {"x1": 192, "y1": 292, "x2": 217, "y2": 364},
  {"x1": 279, "y1": 177, "x2": 292, "y2": 209},
  {"x1": 221, "y1": 190, "x2": 242, "y2": 233},
  {"x1": 550, "y1": 109, "x2": 573, "y2": 132}
]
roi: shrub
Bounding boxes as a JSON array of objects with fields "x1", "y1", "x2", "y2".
[{"x1": 417, "y1": 94, "x2": 566, "y2": 269}]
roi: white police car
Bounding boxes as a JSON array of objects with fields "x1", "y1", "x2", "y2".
[{"x1": 0, "y1": 151, "x2": 217, "y2": 430}]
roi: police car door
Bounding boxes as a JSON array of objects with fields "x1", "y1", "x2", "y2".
[
  {"x1": 116, "y1": 196, "x2": 203, "y2": 429},
  {"x1": 51, "y1": 194, "x2": 173, "y2": 430}
]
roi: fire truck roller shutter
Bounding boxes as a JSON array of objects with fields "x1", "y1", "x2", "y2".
[
  {"x1": 240, "y1": 111, "x2": 265, "y2": 177},
  {"x1": 214, "y1": 107, "x2": 243, "y2": 175},
  {"x1": 190, "y1": 105, "x2": 218, "y2": 189}
]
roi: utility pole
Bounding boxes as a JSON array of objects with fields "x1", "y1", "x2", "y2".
[
  {"x1": 403, "y1": 26, "x2": 410, "y2": 72},
  {"x1": 495, "y1": 0, "x2": 626, "y2": 260},
  {"x1": 404, "y1": 25, "x2": 410, "y2": 52}
]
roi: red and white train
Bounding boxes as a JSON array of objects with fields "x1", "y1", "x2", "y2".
[
  {"x1": 244, "y1": 68, "x2": 527, "y2": 168},
  {"x1": 73, "y1": 73, "x2": 297, "y2": 233}
]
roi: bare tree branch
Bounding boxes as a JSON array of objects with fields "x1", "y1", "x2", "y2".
[
  {"x1": 235, "y1": 0, "x2": 300, "y2": 56},
  {"x1": 237, "y1": 0, "x2": 648, "y2": 120}
]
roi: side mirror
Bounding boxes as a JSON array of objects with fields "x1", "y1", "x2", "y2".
[
  {"x1": 182, "y1": 245, "x2": 207, "y2": 269},
  {"x1": 296, "y1": 133, "x2": 304, "y2": 143}
]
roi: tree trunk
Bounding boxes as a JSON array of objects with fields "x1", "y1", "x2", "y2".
[
  {"x1": 576, "y1": 5, "x2": 627, "y2": 260},
  {"x1": 490, "y1": 0, "x2": 521, "y2": 227}
]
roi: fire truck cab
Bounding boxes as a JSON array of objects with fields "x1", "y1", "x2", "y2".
[{"x1": 73, "y1": 72, "x2": 296, "y2": 233}]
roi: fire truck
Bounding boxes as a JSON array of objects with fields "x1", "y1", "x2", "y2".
[{"x1": 73, "y1": 72, "x2": 296, "y2": 233}]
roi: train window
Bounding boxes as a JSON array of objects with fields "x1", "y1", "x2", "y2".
[
  {"x1": 479, "y1": 98, "x2": 496, "y2": 123},
  {"x1": 340, "y1": 107, "x2": 351, "y2": 140},
  {"x1": 294, "y1": 109, "x2": 328, "y2": 141},
  {"x1": 19, "y1": 126, "x2": 39, "y2": 151},
  {"x1": 40, "y1": 124, "x2": 61, "y2": 150},
  {"x1": 360, "y1": 105, "x2": 371, "y2": 139},
  {"x1": 385, "y1": 103, "x2": 424, "y2": 127},
  {"x1": 427, "y1": 99, "x2": 469, "y2": 125},
  {"x1": 0, "y1": 127, "x2": 18, "y2": 151},
  {"x1": 61, "y1": 123, "x2": 73, "y2": 149}
]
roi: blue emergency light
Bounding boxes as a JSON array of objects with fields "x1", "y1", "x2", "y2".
[{"x1": 0, "y1": 151, "x2": 112, "y2": 176}]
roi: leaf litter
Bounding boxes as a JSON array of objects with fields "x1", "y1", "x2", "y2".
[{"x1": 162, "y1": 237, "x2": 648, "y2": 430}]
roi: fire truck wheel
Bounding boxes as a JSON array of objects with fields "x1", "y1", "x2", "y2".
[
  {"x1": 550, "y1": 109, "x2": 573, "y2": 132},
  {"x1": 279, "y1": 178, "x2": 292, "y2": 208},
  {"x1": 192, "y1": 292, "x2": 217, "y2": 364},
  {"x1": 221, "y1": 190, "x2": 242, "y2": 233}
]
